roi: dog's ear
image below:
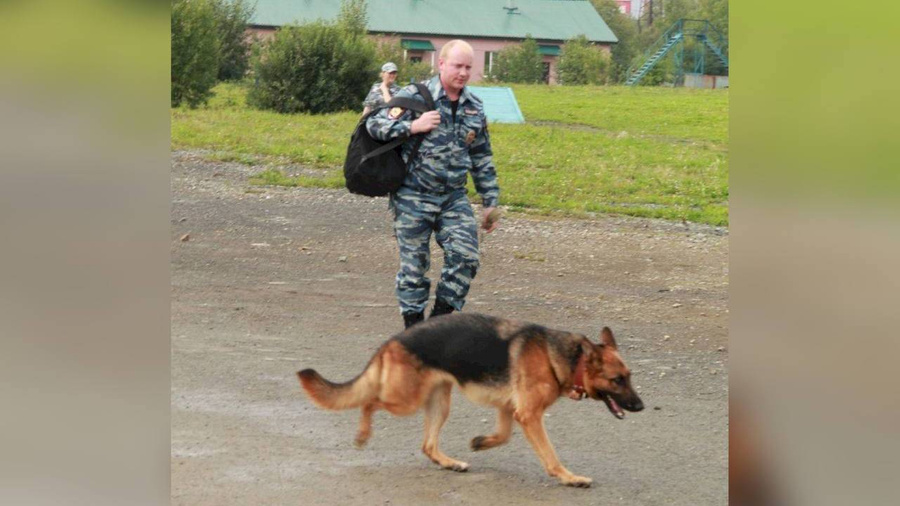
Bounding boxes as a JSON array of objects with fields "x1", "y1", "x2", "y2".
[
  {"x1": 600, "y1": 327, "x2": 618, "y2": 350},
  {"x1": 580, "y1": 338, "x2": 596, "y2": 356}
]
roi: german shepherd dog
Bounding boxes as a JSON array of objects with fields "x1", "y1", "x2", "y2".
[{"x1": 297, "y1": 313, "x2": 643, "y2": 487}]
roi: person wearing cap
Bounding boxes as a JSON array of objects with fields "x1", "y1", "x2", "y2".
[
  {"x1": 366, "y1": 40, "x2": 500, "y2": 329},
  {"x1": 362, "y1": 62, "x2": 401, "y2": 116}
]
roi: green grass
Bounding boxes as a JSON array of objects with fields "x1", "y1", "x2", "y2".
[{"x1": 172, "y1": 82, "x2": 728, "y2": 225}]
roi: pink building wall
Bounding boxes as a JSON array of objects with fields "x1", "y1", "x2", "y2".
[{"x1": 249, "y1": 28, "x2": 612, "y2": 85}]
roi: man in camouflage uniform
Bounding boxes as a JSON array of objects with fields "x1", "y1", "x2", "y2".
[
  {"x1": 366, "y1": 40, "x2": 500, "y2": 328},
  {"x1": 361, "y1": 62, "x2": 401, "y2": 116}
]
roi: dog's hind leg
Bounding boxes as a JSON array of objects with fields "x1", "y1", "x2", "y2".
[
  {"x1": 421, "y1": 381, "x2": 469, "y2": 472},
  {"x1": 470, "y1": 407, "x2": 513, "y2": 451},
  {"x1": 354, "y1": 403, "x2": 377, "y2": 448}
]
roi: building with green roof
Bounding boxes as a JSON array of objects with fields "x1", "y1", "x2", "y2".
[{"x1": 249, "y1": 0, "x2": 618, "y2": 84}]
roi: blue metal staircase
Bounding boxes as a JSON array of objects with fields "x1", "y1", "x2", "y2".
[
  {"x1": 699, "y1": 34, "x2": 728, "y2": 69},
  {"x1": 625, "y1": 23, "x2": 684, "y2": 86},
  {"x1": 626, "y1": 19, "x2": 728, "y2": 86}
]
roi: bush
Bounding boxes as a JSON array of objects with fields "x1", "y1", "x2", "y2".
[
  {"x1": 374, "y1": 39, "x2": 434, "y2": 85},
  {"x1": 556, "y1": 35, "x2": 610, "y2": 85},
  {"x1": 171, "y1": 0, "x2": 220, "y2": 107},
  {"x1": 634, "y1": 53, "x2": 674, "y2": 86},
  {"x1": 212, "y1": 0, "x2": 255, "y2": 81},
  {"x1": 491, "y1": 35, "x2": 544, "y2": 84},
  {"x1": 248, "y1": 19, "x2": 377, "y2": 114}
]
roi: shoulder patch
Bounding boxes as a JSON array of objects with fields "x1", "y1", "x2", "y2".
[{"x1": 388, "y1": 107, "x2": 405, "y2": 119}]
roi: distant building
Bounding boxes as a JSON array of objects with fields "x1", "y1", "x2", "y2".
[{"x1": 249, "y1": 0, "x2": 618, "y2": 85}]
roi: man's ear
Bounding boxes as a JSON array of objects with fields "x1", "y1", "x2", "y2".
[{"x1": 600, "y1": 327, "x2": 618, "y2": 350}]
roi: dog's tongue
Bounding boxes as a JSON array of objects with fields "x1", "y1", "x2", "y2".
[{"x1": 609, "y1": 397, "x2": 625, "y2": 419}]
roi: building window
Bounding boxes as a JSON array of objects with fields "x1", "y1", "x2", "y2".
[
  {"x1": 483, "y1": 51, "x2": 494, "y2": 76},
  {"x1": 406, "y1": 50, "x2": 424, "y2": 63}
]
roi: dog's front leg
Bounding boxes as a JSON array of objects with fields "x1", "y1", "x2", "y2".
[{"x1": 515, "y1": 410, "x2": 592, "y2": 488}]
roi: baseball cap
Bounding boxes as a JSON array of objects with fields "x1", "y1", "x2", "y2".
[{"x1": 381, "y1": 62, "x2": 398, "y2": 73}]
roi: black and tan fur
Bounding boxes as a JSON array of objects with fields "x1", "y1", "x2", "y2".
[{"x1": 297, "y1": 312, "x2": 643, "y2": 487}]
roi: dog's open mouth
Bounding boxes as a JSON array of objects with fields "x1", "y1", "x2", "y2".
[{"x1": 597, "y1": 392, "x2": 625, "y2": 419}]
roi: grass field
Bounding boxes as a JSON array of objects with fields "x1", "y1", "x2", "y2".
[{"x1": 171, "y1": 82, "x2": 728, "y2": 225}]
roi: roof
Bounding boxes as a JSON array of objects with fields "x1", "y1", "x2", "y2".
[{"x1": 250, "y1": 0, "x2": 618, "y2": 44}]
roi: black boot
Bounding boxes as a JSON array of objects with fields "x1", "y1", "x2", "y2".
[
  {"x1": 429, "y1": 299, "x2": 456, "y2": 318},
  {"x1": 403, "y1": 311, "x2": 424, "y2": 329}
]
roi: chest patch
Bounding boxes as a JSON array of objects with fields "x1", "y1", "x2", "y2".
[{"x1": 464, "y1": 108, "x2": 478, "y2": 116}]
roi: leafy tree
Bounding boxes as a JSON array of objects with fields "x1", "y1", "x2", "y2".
[
  {"x1": 171, "y1": 0, "x2": 220, "y2": 107},
  {"x1": 492, "y1": 35, "x2": 544, "y2": 84},
  {"x1": 247, "y1": 0, "x2": 377, "y2": 114},
  {"x1": 212, "y1": 0, "x2": 255, "y2": 81},
  {"x1": 556, "y1": 35, "x2": 610, "y2": 85},
  {"x1": 338, "y1": 0, "x2": 368, "y2": 36},
  {"x1": 590, "y1": 0, "x2": 639, "y2": 83}
]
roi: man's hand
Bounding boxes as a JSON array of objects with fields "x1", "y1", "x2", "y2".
[
  {"x1": 481, "y1": 207, "x2": 500, "y2": 233},
  {"x1": 410, "y1": 110, "x2": 441, "y2": 134}
]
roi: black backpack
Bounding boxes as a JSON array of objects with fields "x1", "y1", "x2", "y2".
[{"x1": 344, "y1": 82, "x2": 435, "y2": 197}]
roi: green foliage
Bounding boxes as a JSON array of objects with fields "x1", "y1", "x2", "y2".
[
  {"x1": 374, "y1": 39, "x2": 434, "y2": 85},
  {"x1": 337, "y1": 0, "x2": 368, "y2": 35},
  {"x1": 212, "y1": 0, "x2": 254, "y2": 81},
  {"x1": 173, "y1": 82, "x2": 729, "y2": 225},
  {"x1": 556, "y1": 35, "x2": 610, "y2": 85},
  {"x1": 590, "y1": 0, "x2": 639, "y2": 83},
  {"x1": 492, "y1": 35, "x2": 544, "y2": 84},
  {"x1": 247, "y1": 0, "x2": 376, "y2": 114},
  {"x1": 171, "y1": 0, "x2": 220, "y2": 108}
]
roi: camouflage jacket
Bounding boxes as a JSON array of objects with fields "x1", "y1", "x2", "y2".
[
  {"x1": 362, "y1": 81, "x2": 401, "y2": 109},
  {"x1": 365, "y1": 75, "x2": 499, "y2": 207}
]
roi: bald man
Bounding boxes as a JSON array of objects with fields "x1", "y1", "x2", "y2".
[{"x1": 366, "y1": 40, "x2": 501, "y2": 328}]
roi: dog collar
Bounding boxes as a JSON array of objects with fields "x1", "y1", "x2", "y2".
[{"x1": 567, "y1": 353, "x2": 587, "y2": 400}]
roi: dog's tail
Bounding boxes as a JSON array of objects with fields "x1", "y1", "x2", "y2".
[{"x1": 297, "y1": 353, "x2": 381, "y2": 411}]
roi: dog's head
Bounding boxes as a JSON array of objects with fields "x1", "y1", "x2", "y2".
[{"x1": 581, "y1": 327, "x2": 644, "y2": 419}]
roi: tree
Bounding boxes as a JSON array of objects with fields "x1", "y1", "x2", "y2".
[
  {"x1": 212, "y1": 0, "x2": 255, "y2": 81},
  {"x1": 247, "y1": 0, "x2": 377, "y2": 114},
  {"x1": 171, "y1": 0, "x2": 220, "y2": 107},
  {"x1": 556, "y1": 35, "x2": 610, "y2": 85},
  {"x1": 492, "y1": 35, "x2": 544, "y2": 84},
  {"x1": 338, "y1": 0, "x2": 368, "y2": 36},
  {"x1": 590, "y1": 0, "x2": 639, "y2": 83}
]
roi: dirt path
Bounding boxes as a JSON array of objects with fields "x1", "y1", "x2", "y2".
[{"x1": 171, "y1": 151, "x2": 728, "y2": 505}]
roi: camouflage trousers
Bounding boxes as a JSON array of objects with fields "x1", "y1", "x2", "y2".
[{"x1": 391, "y1": 188, "x2": 480, "y2": 314}]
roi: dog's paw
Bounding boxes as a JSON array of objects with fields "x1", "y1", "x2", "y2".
[
  {"x1": 444, "y1": 461, "x2": 469, "y2": 473},
  {"x1": 562, "y1": 475, "x2": 592, "y2": 488},
  {"x1": 353, "y1": 433, "x2": 370, "y2": 449},
  {"x1": 470, "y1": 436, "x2": 487, "y2": 451}
]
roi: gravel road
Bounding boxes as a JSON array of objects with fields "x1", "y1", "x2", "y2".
[{"x1": 171, "y1": 151, "x2": 728, "y2": 505}]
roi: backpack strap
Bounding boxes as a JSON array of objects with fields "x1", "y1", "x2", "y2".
[
  {"x1": 405, "y1": 82, "x2": 436, "y2": 165},
  {"x1": 360, "y1": 82, "x2": 437, "y2": 165}
]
